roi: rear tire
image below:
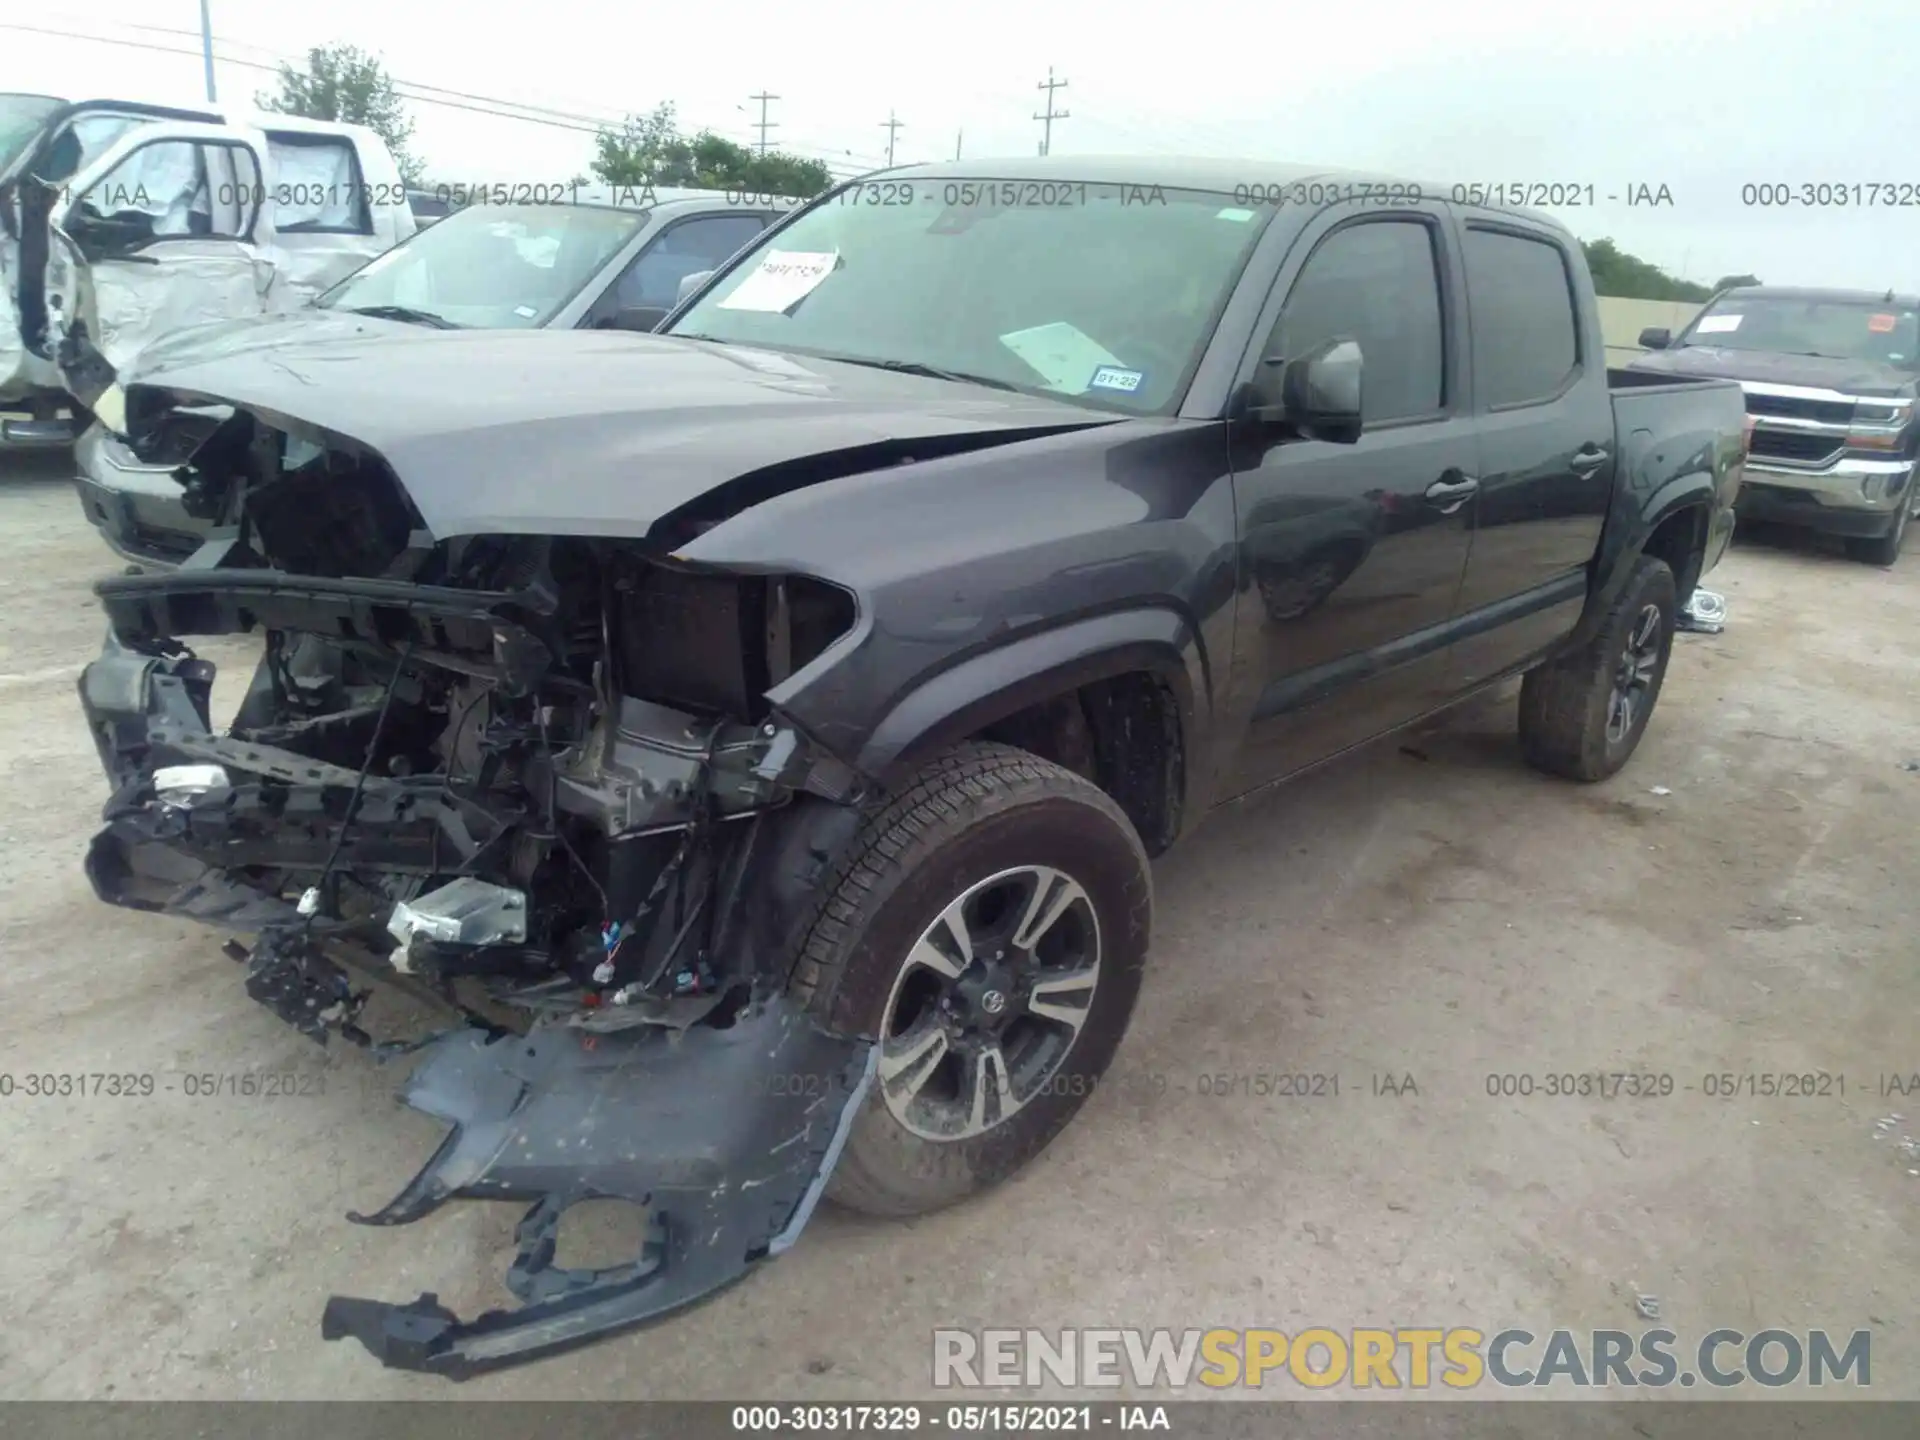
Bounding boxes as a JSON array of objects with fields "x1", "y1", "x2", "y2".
[
  {"x1": 789, "y1": 742, "x2": 1151, "y2": 1218},
  {"x1": 1518, "y1": 555, "x2": 1676, "y2": 782},
  {"x1": 1845, "y1": 494, "x2": 1910, "y2": 567}
]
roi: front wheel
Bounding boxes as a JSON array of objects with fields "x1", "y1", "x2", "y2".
[
  {"x1": 789, "y1": 742, "x2": 1152, "y2": 1218},
  {"x1": 1517, "y1": 554, "x2": 1676, "y2": 782},
  {"x1": 1845, "y1": 492, "x2": 1911, "y2": 567}
]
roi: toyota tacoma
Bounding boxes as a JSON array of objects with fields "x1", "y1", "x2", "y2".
[{"x1": 70, "y1": 157, "x2": 1748, "y2": 1377}]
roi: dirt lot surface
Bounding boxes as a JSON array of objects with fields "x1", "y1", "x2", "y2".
[{"x1": 1, "y1": 451, "x2": 1916, "y2": 1402}]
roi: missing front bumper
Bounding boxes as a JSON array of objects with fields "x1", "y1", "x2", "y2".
[
  {"x1": 76, "y1": 636, "x2": 881, "y2": 1376},
  {"x1": 323, "y1": 1000, "x2": 874, "y2": 1377}
]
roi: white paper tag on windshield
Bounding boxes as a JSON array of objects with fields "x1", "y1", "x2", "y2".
[
  {"x1": 998, "y1": 321, "x2": 1124, "y2": 393},
  {"x1": 718, "y1": 250, "x2": 841, "y2": 314},
  {"x1": 1695, "y1": 313, "x2": 1743, "y2": 333}
]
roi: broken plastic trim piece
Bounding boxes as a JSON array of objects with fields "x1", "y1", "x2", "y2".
[{"x1": 320, "y1": 995, "x2": 875, "y2": 1378}]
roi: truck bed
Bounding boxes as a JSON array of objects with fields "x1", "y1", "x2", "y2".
[{"x1": 1606, "y1": 368, "x2": 1747, "y2": 583}]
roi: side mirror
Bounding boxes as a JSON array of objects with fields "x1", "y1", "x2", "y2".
[
  {"x1": 675, "y1": 269, "x2": 715, "y2": 305},
  {"x1": 1638, "y1": 327, "x2": 1672, "y2": 350},
  {"x1": 1253, "y1": 337, "x2": 1364, "y2": 444},
  {"x1": 597, "y1": 305, "x2": 670, "y2": 333}
]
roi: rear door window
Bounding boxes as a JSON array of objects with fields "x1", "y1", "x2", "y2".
[{"x1": 1462, "y1": 226, "x2": 1580, "y2": 408}]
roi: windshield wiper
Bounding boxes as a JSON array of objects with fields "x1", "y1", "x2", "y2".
[
  {"x1": 338, "y1": 304, "x2": 462, "y2": 330},
  {"x1": 820, "y1": 356, "x2": 1024, "y2": 393}
]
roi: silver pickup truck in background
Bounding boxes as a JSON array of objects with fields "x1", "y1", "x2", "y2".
[{"x1": 1629, "y1": 285, "x2": 1919, "y2": 566}]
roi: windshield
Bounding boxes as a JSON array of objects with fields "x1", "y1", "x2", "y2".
[
  {"x1": 316, "y1": 202, "x2": 648, "y2": 328},
  {"x1": 0, "y1": 93, "x2": 62, "y2": 173},
  {"x1": 666, "y1": 178, "x2": 1273, "y2": 413},
  {"x1": 1679, "y1": 294, "x2": 1919, "y2": 368}
]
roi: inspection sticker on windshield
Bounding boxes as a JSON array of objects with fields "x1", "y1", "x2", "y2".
[
  {"x1": 1867, "y1": 313, "x2": 1899, "y2": 333},
  {"x1": 1216, "y1": 207, "x2": 1257, "y2": 222},
  {"x1": 998, "y1": 322, "x2": 1124, "y2": 393},
  {"x1": 1088, "y1": 365, "x2": 1146, "y2": 394},
  {"x1": 718, "y1": 250, "x2": 841, "y2": 314},
  {"x1": 513, "y1": 304, "x2": 538, "y2": 319},
  {"x1": 1695, "y1": 314, "x2": 1743, "y2": 333}
]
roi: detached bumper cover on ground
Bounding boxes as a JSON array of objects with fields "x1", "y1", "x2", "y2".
[{"x1": 324, "y1": 1008, "x2": 874, "y2": 1379}]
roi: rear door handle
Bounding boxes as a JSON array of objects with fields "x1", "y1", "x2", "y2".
[
  {"x1": 1569, "y1": 445, "x2": 1610, "y2": 475},
  {"x1": 1424, "y1": 475, "x2": 1480, "y2": 513}
]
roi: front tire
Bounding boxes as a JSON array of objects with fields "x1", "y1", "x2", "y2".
[
  {"x1": 789, "y1": 742, "x2": 1151, "y2": 1218},
  {"x1": 1845, "y1": 491, "x2": 1911, "y2": 567},
  {"x1": 1518, "y1": 554, "x2": 1676, "y2": 782}
]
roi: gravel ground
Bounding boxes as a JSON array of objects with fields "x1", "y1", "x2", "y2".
[{"x1": 1, "y1": 451, "x2": 1916, "y2": 1401}]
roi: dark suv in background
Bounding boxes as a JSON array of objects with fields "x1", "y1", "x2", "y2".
[{"x1": 1629, "y1": 286, "x2": 1919, "y2": 565}]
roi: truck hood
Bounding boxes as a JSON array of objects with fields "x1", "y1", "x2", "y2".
[
  {"x1": 120, "y1": 306, "x2": 419, "y2": 377},
  {"x1": 1627, "y1": 344, "x2": 1915, "y2": 398},
  {"x1": 122, "y1": 327, "x2": 1122, "y2": 541}
]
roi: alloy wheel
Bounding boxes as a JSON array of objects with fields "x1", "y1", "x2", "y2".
[
  {"x1": 1606, "y1": 602, "x2": 1664, "y2": 745},
  {"x1": 877, "y1": 865, "x2": 1102, "y2": 1142}
]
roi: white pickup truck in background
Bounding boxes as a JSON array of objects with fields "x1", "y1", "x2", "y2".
[{"x1": 1, "y1": 93, "x2": 414, "y2": 447}]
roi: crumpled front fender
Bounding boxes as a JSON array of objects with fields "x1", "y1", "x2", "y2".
[{"x1": 321, "y1": 996, "x2": 875, "y2": 1379}]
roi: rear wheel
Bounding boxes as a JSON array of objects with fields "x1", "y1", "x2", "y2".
[
  {"x1": 1518, "y1": 554, "x2": 1676, "y2": 782},
  {"x1": 789, "y1": 742, "x2": 1151, "y2": 1218}
]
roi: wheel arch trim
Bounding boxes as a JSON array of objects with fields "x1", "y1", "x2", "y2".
[{"x1": 853, "y1": 607, "x2": 1209, "y2": 797}]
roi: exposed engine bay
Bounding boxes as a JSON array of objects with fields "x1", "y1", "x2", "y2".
[{"x1": 77, "y1": 398, "x2": 880, "y2": 1377}]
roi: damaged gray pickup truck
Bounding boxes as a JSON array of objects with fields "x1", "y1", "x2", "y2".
[{"x1": 72, "y1": 157, "x2": 1747, "y2": 1378}]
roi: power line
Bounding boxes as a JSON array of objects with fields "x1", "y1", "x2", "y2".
[
  {"x1": 42, "y1": 10, "x2": 899, "y2": 166},
  {"x1": 879, "y1": 110, "x2": 904, "y2": 168},
  {"x1": 2, "y1": 21, "x2": 601, "y2": 133},
  {"x1": 33, "y1": 10, "x2": 902, "y2": 170},
  {"x1": 6, "y1": 19, "x2": 902, "y2": 180},
  {"x1": 1034, "y1": 67, "x2": 1069, "y2": 156}
]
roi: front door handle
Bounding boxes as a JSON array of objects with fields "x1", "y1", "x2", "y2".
[
  {"x1": 1569, "y1": 444, "x2": 1610, "y2": 476},
  {"x1": 1424, "y1": 475, "x2": 1480, "y2": 514}
]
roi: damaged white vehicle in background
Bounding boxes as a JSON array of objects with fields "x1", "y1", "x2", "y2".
[{"x1": 1, "y1": 94, "x2": 414, "y2": 447}]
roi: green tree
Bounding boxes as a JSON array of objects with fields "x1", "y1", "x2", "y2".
[
  {"x1": 591, "y1": 103, "x2": 680, "y2": 187},
  {"x1": 591, "y1": 102, "x2": 832, "y2": 197},
  {"x1": 258, "y1": 43, "x2": 424, "y2": 183},
  {"x1": 1581, "y1": 238, "x2": 1724, "y2": 303}
]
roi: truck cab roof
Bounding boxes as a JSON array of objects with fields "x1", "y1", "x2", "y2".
[{"x1": 868, "y1": 153, "x2": 1574, "y2": 233}]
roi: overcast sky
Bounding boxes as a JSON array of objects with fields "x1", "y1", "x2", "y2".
[{"x1": 9, "y1": 0, "x2": 1918, "y2": 289}]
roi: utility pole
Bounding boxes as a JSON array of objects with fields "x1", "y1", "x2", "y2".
[
  {"x1": 955, "y1": 130, "x2": 963, "y2": 161},
  {"x1": 880, "y1": 110, "x2": 904, "y2": 167},
  {"x1": 1034, "y1": 67, "x2": 1069, "y2": 156},
  {"x1": 198, "y1": 0, "x2": 218, "y2": 103},
  {"x1": 747, "y1": 92, "x2": 779, "y2": 156}
]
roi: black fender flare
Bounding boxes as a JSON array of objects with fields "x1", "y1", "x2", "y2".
[
  {"x1": 1570, "y1": 473, "x2": 1714, "y2": 652},
  {"x1": 853, "y1": 606, "x2": 1211, "y2": 799}
]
